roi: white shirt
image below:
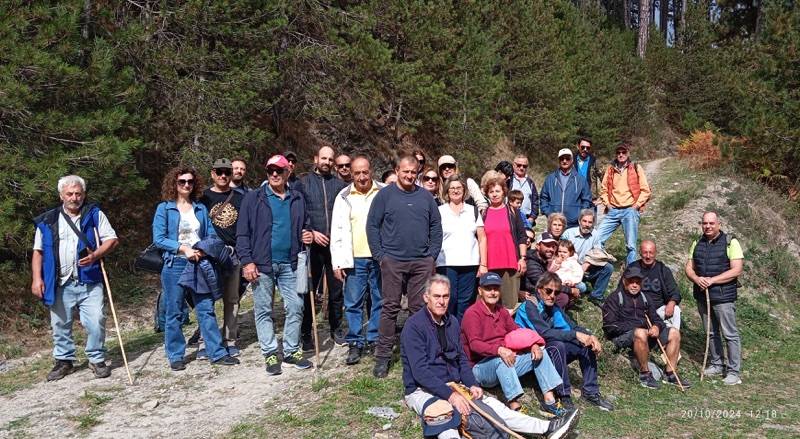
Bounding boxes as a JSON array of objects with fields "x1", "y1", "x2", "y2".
[
  {"x1": 33, "y1": 209, "x2": 117, "y2": 286},
  {"x1": 177, "y1": 209, "x2": 201, "y2": 248},
  {"x1": 436, "y1": 203, "x2": 483, "y2": 267}
]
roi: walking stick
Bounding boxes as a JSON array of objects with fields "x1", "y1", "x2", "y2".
[
  {"x1": 307, "y1": 247, "x2": 321, "y2": 372},
  {"x1": 93, "y1": 228, "x2": 133, "y2": 385},
  {"x1": 645, "y1": 314, "x2": 684, "y2": 392},
  {"x1": 700, "y1": 288, "x2": 711, "y2": 381},
  {"x1": 447, "y1": 382, "x2": 525, "y2": 439}
]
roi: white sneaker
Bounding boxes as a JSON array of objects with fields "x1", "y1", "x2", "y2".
[
  {"x1": 703, "y1": 365, "x2": 724, "y2": 377},
  {"x1": 723, "y1": 374, "x2": 742, "y2": 385}
]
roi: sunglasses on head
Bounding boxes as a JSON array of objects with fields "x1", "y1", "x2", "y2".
[
  {"x1": 177, "y1": 178, "x2": 195, "y2": 186},
  {"x1": 422, "y1": 175, "x2": 438, "y2": 182},
  {"x1": 214, "y1": 168, "x2": 232, "y2": 176}
]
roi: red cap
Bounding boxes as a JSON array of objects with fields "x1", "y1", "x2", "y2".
[{"x1": 266, "y1": 155, "x2": 289, "y2": 169}]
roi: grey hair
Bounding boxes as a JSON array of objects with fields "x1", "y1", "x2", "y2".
[
  {"x1": 536, "y1": 271, "x2": 562, "y2": 289},
  {"x1": 424, "y1": 274, "x2": 451, "y2": 296},
  {"x1": 579, "y1": 208, "x2": 595, "y2": 223},
  {"x1": 57, "y1": 175, "x2": 86, "y2": 194}
]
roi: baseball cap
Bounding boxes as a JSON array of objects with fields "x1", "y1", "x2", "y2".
[
  {"x1": 622, "y1": 265, "x2": 644, "y2": 280},
  {"x1": 479, "y1": 272, "x2": 503, "y2": 287},
  {"x1": 615, "y1": 143, "x2": 631, "y2": 152},
  {"x1": 437, "y1": 155, "x2": 457, "y2": 167},
  {"x1": 537, "y1": 231, "x2": 558, "y2": 244},
  {"x1": 212, "y1": 158, "x2": 232, "y2": 169},
  {"x1": 283, "y1": 151, "x2": 297, "y2": 161},
  {"x1": 266, "y1": 155, "x2": 289, "y2": 169},
  {"x1": 557, "y1": 148, "x2": 573, "y2": 158}
]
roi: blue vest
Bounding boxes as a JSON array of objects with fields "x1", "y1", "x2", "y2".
[{"x1": 34, "y1": 203, "x2": 103, "y2": 306}]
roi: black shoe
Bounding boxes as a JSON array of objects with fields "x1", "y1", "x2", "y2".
[
  {"x1": 363, "y1": 341, "x2": 376, "y2": 356},
  {"x1": 89, "y1": 361, "x2": 111, "y2": 379},
  {"x1": 545, "y1": 406, "x2": 580, "y2": 439},
  {"x1": 640, "y1": 372, "x2": 660, "y2": 389},
  {"x1": 560, "y1": 396, "x2": 575, "y2": 410},
  {"x1": 588, "y1": 296, "x2": 605, "y2": 308},
  {"x1": 187, "y1": 329, "x2": 201, "y2": 346},
  {"x1": 170, "y1": 360, "x2": 186, "y2": 371},
  {"x1": 265, "y1": 353, "x2": 282, "y2": 375},
  {"x1": 373, "y1": 358, "x2": 390, "y2": 378},
  {"x1": 46, "y1": 360, "x2": 74, "y2": 381},
  {"x1": 581, "y1": 392, "x2": 614, "y2": 411},
  {"x1": 663, "y1": 373, "x2": 692, "y2": 389},
  {"x1": 332, "y1": 329, "x2": 348, "y2": 347},
  {"x1": 302, "y1": 337, "x2": 314, "y2": 353},
  {"x1": 283, "y1": 350, "x2": 313, "y2": 369},
  {"x1": 211, "y1": 355, "x2": 240, "y2": 366},
  {"x1": 345, "y1": 345, "x2": 363, "y2": 365}
]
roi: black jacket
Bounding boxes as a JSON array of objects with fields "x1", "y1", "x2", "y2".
[
  {"x1": 523, "y1": 249, "x2": 570, "y2": 296},
  {"x1": 602, "y1": 286, "x2": 666, "y2": 340},
  {"x1": 620, "y1": 260, "x2": 681, "y2": 308},
  {"x1": 299, "y1": 171, "x2": 347, "y2": 235}
]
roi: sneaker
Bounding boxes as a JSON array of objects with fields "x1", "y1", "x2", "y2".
[
  {"x1": 187, "y1": 329, "x2": 201, "y2": 346},
  {"x1": 283, "y1": 350, "x2": 313, "y2": 370},
  {"x1": 226, "y1": 346, "x2": 241, "y2": 357},
  {"x1": 170, "y1": 360, "x2": 186, "y2": 371},
  {"x1": 581, "y1": 392, "x2": 614, "y2": 411},
  {"x1": 540, "y1": 400, "x2": 568, "y2": 418},
  {"x1": 663, "y1": 373, "x2": 692, "y2": 389},
  {"x1": 89, "y1": 361, "x2": 111, "y2": 379},
  {"x1": 588, "y1": 296, "x2": 605, "y2": 308},
  {"x1": 302, "y1": 337, "x2": 315, "y2": 353},
  {"x1": 703, "y1": 365, "x2": 724, "y2": 377},
  {"x1": 46, "y1": 360, "x2": 74, "y2": 381},
  {"x1": 345, "y1": 344, "x2": 362, "y2": 365},
  {"x1": 723, "y1": 374, "x2": 742, "y2": 386},
  {"x1": 265, "y1": 353, "x2": 282, "y2": 375},
  {"x1": 196, "y1": 347, "x2": 208, "y2": 361},
  {"x1": 545, "y1": 406, "x2": 579, "y2": 439},
  {"x1": 332, "y1": 329, "x2": 348, "y2": 347},
  {"x1": 559, "y1": 396, "x2": 575, "y2": 410},
  {"x1": 640, "y1": 372, "x2": 660, "y2": 389},
  {"x1": 373, "y1": 358, "x2": 390, "y2": 378},
  {"x1": 211, "y1": 355, "x2": 240, "y2": 366}
]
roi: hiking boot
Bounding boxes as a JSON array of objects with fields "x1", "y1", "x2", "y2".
[
  {"x1": 226, "y1": 346, "x2": 241, "y2": 357},
  {"x1": 703, "y1": 365, "x2": 724, "y2": 377},
  {"x1": 663, "y1": 373, "x2": 692, "y2": 389},
  {"x1": 302, "y1": 337, "x2": 315, "y2": 353},
  {"x1": 187, "y1": 329, "x2": 201, "y2": 346},
  {"x1": 46, "y1": 360, "x2": 74, "y2": 381},
  {"x1": 211, "y1": 355, "x2": 240, "y2": 366},
  {"x1": 196, "y1": 347, "x2": 208, "y2": 361},
  {"x1": 345, "y1": 344, "x2": 362, "y2": 365},
  {"x1": 265, "y1": 353, "x2": 282, "y2": 376},
  {"x1": 581, "y1": 392, "x2": 614, "y2": 411},
  {"x1": 540, "y1": 400, "x2": 569, "y2": 418},
  {"x1": 89, "y1": 361, "x2": 111, "y2": 379},
  {"x1": 588, "y1": 296, "x2": 605, "y2": 309},
  {"x1": 723, "y1": 374, "x2": 742, "y2": 386},
  {"x1": 283, "y1": 350, "x2": 313, "y2": 370},
  {"x1": 170, "y1": 360, "x2": 186, "y2": 371},
  {"x1": 363, "y1": 341, "x2": 376, "y2": 356},
  {"x1": 331, "y1": 328, "x2": 348, "y2": 347},
  {"x1": 373, "y1": 358, "x2": 390, "y2": 378},
  {"x1": 545, "y1": 406, "x2": 579, "y2": 439},
  {"x1": 639, "y1": 372, "x2": 660, "y2": 389}
]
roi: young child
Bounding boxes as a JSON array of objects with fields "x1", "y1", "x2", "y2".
[
  {"x1": 508, "y1": 189, "x2": 532, "y2": 229},
  {"x1": 549, "y1": 241, "x2": 586, "y2": 295}
]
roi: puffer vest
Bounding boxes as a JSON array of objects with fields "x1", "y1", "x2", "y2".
[{"x1": 692, "y1": 231, "x2": 738, "y2": 304}]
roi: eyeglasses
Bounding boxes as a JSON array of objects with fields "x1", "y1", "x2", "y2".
[
  {"x1": 448, "y1": 186, "x2": 464, "y2": 192},
  {"x1": 540, "y1": 287, "x2": 557, "y2": 296},
  {"x1": 177, "y1": 179, "x2": 195, "y2": 186},
  {"x1": 422, "y1": 176, "x2": 438, "y2": 182},
  {"x1": 336, "y1": 163, "x2": 351, "y2": 169},
  {"x1": 514, "y1": 163, "x2": 528, "y2": 168},
  {"x1": 214, "y1": 168, "x2": 232, "y2": 176},
  {"x1": 267, "y1": 168, "x2": 285, "y2": 175}
]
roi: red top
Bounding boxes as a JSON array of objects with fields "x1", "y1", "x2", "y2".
[
  {"x1": 460, "y1": 300, "x2": 542, "y2": 366},
  {"x1": 484, "y1": 207, "x2": 517, "y2": 270}
]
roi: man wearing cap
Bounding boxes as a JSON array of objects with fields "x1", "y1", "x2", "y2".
[
  {"x1": 335, "y1": 154, "x2": 353, "y2": 183},
  {"x1": 200, "y1": 158, "x2": 245, "y2": 357},
  {"x1": 230, "y1": 157, "x2": 250, "y2": 194},
  {"x1": 624, "y1": 240, "x2": 683, "y2": 329},
  {"x1": 237, "y1": 155, "x2": 314, "y2": 376},
  {"x1": 282, "y1": 151, "x2": 303, "y2": 192},
  {"x1": 596, "y1": 142, "x2": 651, "y2": 265},
  {"x1": 524, "y1": 232, "x2": 580, "y2": 310},
  {"x1": 573, "y1": 137, "x2": 601, "y2": 197},
  {"x1": 366, "y1": 154, "x2": 442, "y2": 378},
  {"x1": 402, "y1": 274, "x2": 579, "y2": 439},
  {"x1": 299, "y1": 145, "x2": 348, "y2": 347},
  {"x1": 509, "y1": 154, "x2": 539, "y2": 225},
  {"x1": 437, "y1": 155, "x2": 487, "y2": 213},
  {"x1": 562, "y1": 209, "x2": 614, "y2": 308},
  {"x1": 539, "y1": 148, "x2": 592, "y2": 228},
  {"x1": 602, "y1": 266, "x2": 690, "y2": 390},
  {"x1": 330, "y1": 156, "x2": 384, "y2": 365}
]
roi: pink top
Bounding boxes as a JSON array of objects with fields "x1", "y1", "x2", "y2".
[{"x1": 484, "y1": 207, "x2": 517, "y2": 270}]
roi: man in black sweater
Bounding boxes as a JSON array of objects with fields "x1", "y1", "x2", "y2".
[
  {"x1": 366, "y1": 155, "x2": 442, "y2": 378},
  {"x1": 624, "y1": 240, "x2": 683, "y2": 329}
]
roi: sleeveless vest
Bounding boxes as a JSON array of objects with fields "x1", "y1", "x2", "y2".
[{"x1": 692, "y1": 231, "x2": 737, "y2": 303}]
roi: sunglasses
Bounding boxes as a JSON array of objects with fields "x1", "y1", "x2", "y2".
[
  {"x1": 540, "y1": 287, "x2": 557, "y2": 296},
  {"x1": 439, "y1": 163, "x2": 456, "y2": 170},
  {"x1": 579, "y1": 145, "x2": 590, "y2": 151},
  {"x1": 422, "y1": 176, "x2": 438, "y2": 182},
  {"x1": 177, "y1": 179, "x2": 195, "y2": 186},
  {"x1": 514, "y1": 163, "x2": 528, "y2": 168},
  {"x1": 559, "y1": 157, "x2": 572, "y2": 162},
  {"x1": 267, "y1": 167, "x2": 285, "y2": 175},
  {"x1": 616, "y1": 150, "x2": 629, "y2": 155},
  {"x1": 214, "y1": 168, "x2": 232, "y2": 176},
  {"x1": 336, "y1": 163, "x2": 351, "y2": 169}
]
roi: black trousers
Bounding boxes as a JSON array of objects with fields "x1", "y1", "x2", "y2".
[{"x1": 302, "y1": 243, "x2": 343, "y2": 339}]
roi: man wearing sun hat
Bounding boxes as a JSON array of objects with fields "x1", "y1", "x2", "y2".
[{"x1": 539, "y1": 148, "x2": 592, "y2": 228}]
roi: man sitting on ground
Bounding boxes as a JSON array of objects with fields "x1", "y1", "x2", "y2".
[
  {"x1": 602, "y1": 266, "x2": 691, "y2": 389},
  {"x1": 401, "y1": 275, "x2": 579, "y2": 439},
  {"x1": 625, "y1": 240, "x2": 683, "y2": 329}
]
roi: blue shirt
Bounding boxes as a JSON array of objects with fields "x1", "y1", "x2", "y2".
[
  {"x1": 265, "y1": 186, "x2": 291, "y2": 263},
  {"x1": 575, "y1": 157, "x2": 590, "y2": 179}
]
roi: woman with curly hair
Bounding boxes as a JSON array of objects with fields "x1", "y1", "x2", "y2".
[{"x1": 152, "y1": 166, "x2": 238, "y2": 371}]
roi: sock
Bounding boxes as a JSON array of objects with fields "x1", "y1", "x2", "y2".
[{"x1": 544, "y1": 397, "x2": 556, "y2": 405}]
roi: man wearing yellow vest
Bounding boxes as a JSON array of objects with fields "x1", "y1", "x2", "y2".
[{"x1": 596, "y1": 142, "x2": 651, "y2": 266}]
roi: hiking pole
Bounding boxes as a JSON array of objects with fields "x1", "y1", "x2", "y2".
[
  {"x1": 645, "y1": 314, "x2": 685, "y2": 392},
  {"x1": 93, "y1": 228, "x2": 133, "y2": 385},
  {"x1": 447, "y1": 382, "x2": 525, "y2": 439},
  {"x1": 700, "y1": 288, "x2": 711, "y2": 381},
  {"x1": 307, "y1": 247, "x2": 321, "y2": 373}
]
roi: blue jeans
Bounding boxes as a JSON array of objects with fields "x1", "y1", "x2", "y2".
[
  {"x1": 584, "y1": 263, "x2": 614, "y2": 300},
  {"x1": 436, "y1": 265, "x2": 478, "y2": 321},
  {"x1": 161, "y1": 258, "x2": 227, "y2": 363},
  {"x1": 596, "y1": 206, "x2": 640, "y2": 265},
  {"x1": 252, "y1": 264, "x2": 303, "y2": 356},
  {"x1": 471, "y1": 351, "x2": 562, "y2": 401},
  {"x1": 157, "y1": 287, "x2": 190, "y2": 332},
  {"x1": 344, "y1": 258, "x2": 382, "y2": 347},
  {"x1": 49, "y1": 280, "x2": 106, "y2": 363}
]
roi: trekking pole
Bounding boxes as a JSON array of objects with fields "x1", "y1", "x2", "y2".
[
  {"x1": 645, "y1": 314, "x2": 685, "y2": 392},
  {"x1": 307, "y1": 247, "x2": 321, "y2": 373},
  {"x1": 93, "y1": 228, "x2": 133, "y2": 385},
  {"x1": 700, "y1": 288, "x2": 711, "y2": 381},
  {"x1": 447, "y1": 382, "x2": 525, "y2": 439}
]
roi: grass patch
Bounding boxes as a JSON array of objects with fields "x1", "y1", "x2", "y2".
[
  {"x1": 0, "y1": 357, "x2": 52, "y2": 396},
  {"x1": 660, "y1": 188, "x2": 694, "y2": 211},
  {"x1": 311, "y1": 376, "x2": 331, "y2": 392}
]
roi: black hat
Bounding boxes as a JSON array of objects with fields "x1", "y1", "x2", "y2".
[{"x1": 622, "y1": 265, "x2": 644, "y2": 280}]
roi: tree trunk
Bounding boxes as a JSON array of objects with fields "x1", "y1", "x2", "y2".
[
  {"x1": 637, "y1": 0, "x2": 651, "y2": 58},
  {"x1": 624, "y1": 0, "x2": 631, "y2": 29},
  {"x1": 754, "y1": 0, "x2": 763, "y2": 41},
  {"x1": 678, "y1": 0, "x2": 687, "y2": 45},
  {"x1": 660, "y1": 0, "x2": 669, "y2": 43}
]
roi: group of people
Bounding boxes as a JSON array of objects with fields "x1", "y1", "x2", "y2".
[{"x1": 30, "y1": 137, "x2": 745, "y2": 438}]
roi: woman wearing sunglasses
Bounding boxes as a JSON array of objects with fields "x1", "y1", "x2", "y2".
[
  {"x1": 153, "y1": 166, "x2": 235, "y2": 371},
  {"x1": 420, "y1": 167, "x2": 443, "y2": 206}
]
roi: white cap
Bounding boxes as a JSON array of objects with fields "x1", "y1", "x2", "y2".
[{"x1": 557, "y1": 148, "x2": 573, "y2": 158}]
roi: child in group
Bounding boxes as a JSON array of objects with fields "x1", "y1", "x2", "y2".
[
  {"x1": 508, "y1": 189, "x2": 532, "y2": 229},
  {"x1": 549, "y1": 240, "x2": 586, "y2": 296}
]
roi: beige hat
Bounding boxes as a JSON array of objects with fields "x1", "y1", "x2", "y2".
[
  {"x1": 557, "y1": 148, "x2": 573, "y2": 158},
  {"x1": 437, "y1": 155, "x2": 457, "y2": 167}
]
